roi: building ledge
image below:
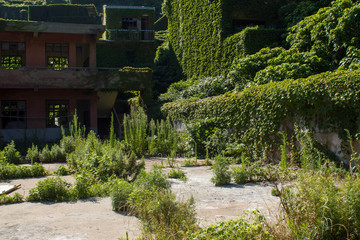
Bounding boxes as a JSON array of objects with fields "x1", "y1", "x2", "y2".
[{"x1": 0, "y1": 19, "x2": 105, "y2": 35}]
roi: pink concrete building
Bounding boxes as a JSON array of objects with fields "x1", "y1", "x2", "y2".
[{"x1": 0, "y1": 20, "x2": 120, "y2": 142}]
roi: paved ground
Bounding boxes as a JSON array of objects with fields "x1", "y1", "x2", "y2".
[{"x1": 0, "y1": 159, "x2": 280, "y2": 240}]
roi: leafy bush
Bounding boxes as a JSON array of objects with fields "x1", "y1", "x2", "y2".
[
  {"x1": 27, "y1": 177, "x2": 72, "y2": 202},
  {"x1": 231, "y1": 164, "x2": 249, "y2": 185},
  {"x1": 187, "y1": 211, "x2": 274, "y2": 240},
  {"x1": 134, "y1": 167, "x2": 170, "y2": 190},
  {"x1": 129, "y1": 187, "x2": 197, "y2": 239},
  {"x1": 167, "y1": 168, "x2": 186, "y2": 181},
  {"x1": 3, "y1": 141, "x2": 22, "y2": 164},
  {"x1": 67, "y1": 131, "x2": 144, "y2": 182},
  {"x1": 162, "y1": 69, "x2": 360, "y2": 160},
  {"x1": 111, "y1": 179, "x2": 134, "y2": 212},
  {"x1": 0, "y1": 193, "x2": 24, "y2": 205},
  {"x1": 25, "y1": 144, "x2": 40, "y2": 163},
  {"x1": 54, "y1": 165, "x2": 71, "y2": 176},
  {"x1": 211, "y1": 156, "x2": 231, "y2": 186},
  {"x1": 160, "y1": 76, "x2": 234, "y2": 101},
  {"x1": 0, "y1": 163, "x2": 47, "y2": 180}
]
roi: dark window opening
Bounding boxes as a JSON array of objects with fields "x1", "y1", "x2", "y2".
[
  {"x1": 122, "y1": 17, "x2": 137, "y2": 30},
  {"x1": 1, "y1": 100, "x2": 26, "y2": 129},
  {"x1": 1, "y1": 42, "x2": 25, "y2": 69},
  {"x1": 46, "y1": 101, "x2": 69, "y2": 128},
  {"x1": 46, "y1": 43, "x2": 69, "y2": 70},
  {"x1": 232, "y1": 19, "x2": 266, "y2": 33}
]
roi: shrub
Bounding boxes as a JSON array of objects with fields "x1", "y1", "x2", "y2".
[
  {"x1": 25, "y1": 144, "x2": 40, "y2": 163},
  {"x1": 54, "y1": 165, "x2": 71, "y2": 176},
  {"x1": 0, "y1": 193, "x2": 24, "y2": 205},
  {"x1": 0, "y1": 163, "x2": 46, "y2": 180},
  {"x1": 3, "y1": 141, "x2": 22, "y2": 164},
  {"x1": 72, "y1": 172, "x2": 94, "y2": 199},
  {"x1": 167, "y1": 168, "x2": 186, "y2": 181},
  {"x1": 187, "y1": 211, "x2": 274, "y2": 240},
  {"x1": 111, "y1": 179, "x2": 134, "y2": 212},
  {"x1": 211, "y1": 155, "x2": 231, "y2": 186},
  {"x1": 279, "y1": 168, "x2": 360, "y2": 240},
  {"x1": 129, "y1": 187, "x2": 197, "y2": 239},
  {"x1": 231, "y1": 164, "x2": 249, "y2": 185},
  {"x1": 27, "y1": 177, "x2": 72, "y2": 202},
  {"x1": 134, "y1": 167, "x2": 170, "y2": 190}
]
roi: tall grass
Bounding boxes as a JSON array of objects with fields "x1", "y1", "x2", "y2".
[{"x1": 123, "y1": 104, "x2": 148, "y2": 157}]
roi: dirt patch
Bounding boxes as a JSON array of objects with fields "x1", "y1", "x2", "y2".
[{"x1": 0, "y1": 159, "x2": 281, "y2": 239}]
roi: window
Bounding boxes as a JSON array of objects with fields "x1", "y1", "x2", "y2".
[
  {"x1": 1, "y1": 100, "x2": 26, "y2": 129},
  {"x1": 122, "y1": 17, "x2": 137, "y2": 30},
  {"x1": 1, "y1": 42, "x2": 25, "y2": 69},
  {"x1": 46, "y1": 43, "x2": 69, "y2": 70},
  {"x1": 46, "y1": 101, "x2": 69, "y2": 127}
]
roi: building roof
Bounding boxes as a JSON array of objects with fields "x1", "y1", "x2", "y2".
[
  {"x1": 0, "y1": 19, "x2": 105, "y2": 35},
  {"x1": 103, "y1": 5, "x2": 155, "y2": 11}
]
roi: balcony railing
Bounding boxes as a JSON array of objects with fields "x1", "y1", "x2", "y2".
[{"x1": 105, "y1": 29, "x2": 155, "y2": 41}]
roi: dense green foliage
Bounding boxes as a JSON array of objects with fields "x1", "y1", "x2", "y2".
[
  {"x1": 165, "y1": 0, "x2": 288, "y2": 78},
  {"x1": 163, "y1": 69, "x2": 360, "y2": 157}
]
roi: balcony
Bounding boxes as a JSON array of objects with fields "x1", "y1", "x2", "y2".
[{"x1": 104, "y1": 29, "x2": 155, "y2": 42}]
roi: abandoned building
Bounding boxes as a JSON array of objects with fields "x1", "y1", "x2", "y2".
[{"x1": 0, "y1": 4, "x2": 154, "y2": 142}]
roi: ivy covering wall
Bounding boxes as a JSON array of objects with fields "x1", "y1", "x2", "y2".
[
  {"x1": 164, "y1": 0, "x2": 290, "y2": 78},
  {"x1": 162, "y1": 69, "x2": 360, "y2": 150}
]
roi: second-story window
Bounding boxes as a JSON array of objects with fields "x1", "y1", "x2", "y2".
[
  {"x1": 46, "y1": 43, "x2": 69, "y2": 70},
  {"x1": 122, "y1": 17, "x2": 137, "y2": 30},
  {"x1": 1, "y1": 42, "x2": 25, "y2": 69}
]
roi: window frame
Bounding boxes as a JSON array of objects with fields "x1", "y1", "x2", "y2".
[
  {"x1": 1, "y1": 100, "x2": 27, "y2": 129},
  {"x1": 45, "y1": 43, "x2": 69, "y2": 70},
  {"x1": 46, "y1": 100, "x2": 69, "y2": 128},
  {"x1": 1, "y1": 42, "x2": 26, "y2": 69}
]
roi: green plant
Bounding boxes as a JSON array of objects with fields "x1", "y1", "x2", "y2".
[
  {"x1": 129, "y1": 187, "x2": 197, "y2": 239},
  {"x1": 3, "y1": 141, "x2": 22, "y2": 164},
  {"x1": 231, "y1": 164, "x2": 249, "y2": 185},
  {"x1": 167, "y1": 168, "x2": 186, "y2": 181},
  {"x1": 134, "y1": 167, "x2": 170, "y2": 190},
  {"x1": 111, "y1": 179, "x2": 134, "y2": 212},
  {"x1": 0, "y1": 162, "x2": 47, "y2": 180},
  {"x1": 211, "y1": 155, "x2": 231, "y2": 186},
  {"x1": 25, "y1": 144, "x2": 40, "y2": 164},
  {"x1": 54, "y1": 165, "x2": 71, "y2": 176},
  {"x1": 123, "y1": 105, "x2": 148, "y2": 158},
  {"x1": 278, "y1": 168, "x2": 360, "y2": 240},
  {"x1": 27, "y1": 177, "x2": 72, "y2": 202},
  {"x1": 0, "y1": 193, "x2": 24, "y2": 205},
  {"x1": 187, "y1": 210, "x2": 274, "y2": 240}
]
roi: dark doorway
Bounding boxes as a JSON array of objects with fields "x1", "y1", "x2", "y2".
[
  {"x1": 76, "y1": 100, "x2": 90, "y2": 131},
  {"x1": 76, "y1": 44, "x2": 90, "y2": 68}
]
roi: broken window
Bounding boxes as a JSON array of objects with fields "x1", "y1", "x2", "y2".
[
  {"x1": 46, "y1": 43, "x2": 69, "y2": 70},
  {"x1": 1, "y1": 42, "x2": 25, "y2": 69},
  {"x1": 1, "y1": 100, "x2": 26, "y2": 129},
  {"x1": 122, "y1": 17, "x2": 137, "y2": 30},
  {"x1": 46, "y1": 100, "x2": 69, "y2": 127}
]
